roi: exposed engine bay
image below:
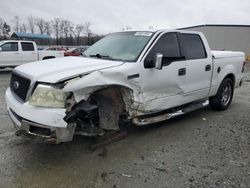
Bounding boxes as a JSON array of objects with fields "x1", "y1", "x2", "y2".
[{"x1": 64, "y1": 88, "x2": 126, "y2": 136}]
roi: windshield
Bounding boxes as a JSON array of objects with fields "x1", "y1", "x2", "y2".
[{"x1": 84, "y1": 31, "x2": 153, "y2": 62}]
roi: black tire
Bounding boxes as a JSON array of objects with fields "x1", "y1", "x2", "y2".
[
  {"x1": 118, "y1": 119, "x2": 132, "y2": 132},
  {"x1": 42, "y1": 56, "x2": 55, "y2": 60},
  {"x1": 209, "y1": 78, "x2": 234, "y2": 111}
]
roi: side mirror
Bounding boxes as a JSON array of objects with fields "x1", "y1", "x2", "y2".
[
  {"x1": 144, "y1": 53, "x2": 185, "y2": 69},
  {"x1": 155, "y1": 53, "x2": 163, "y2": 70},
  {"x1": 144, "y1": 53, "x2": 163, "y2": 69},
  {"x1": 0, "y1": 47, "x2": 2, "y2": 51}
]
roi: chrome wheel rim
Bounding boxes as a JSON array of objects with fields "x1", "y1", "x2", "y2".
[{"x1": 221, "y1": 83, "x2": 232, "y2": 106}]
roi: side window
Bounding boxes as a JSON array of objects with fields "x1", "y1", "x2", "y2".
[
  {"x1": 181, "y1": 34, "x2": 207, "y2": 59},
  {"x1": 1, "y1": 42, "x2": 18, "y2": 51},
  {"x1": 21, "y1": 42, "x2": 35, "y2": 51},
  {"x1": 145, "y1": 33, "x2": 181, "y2": 65}
]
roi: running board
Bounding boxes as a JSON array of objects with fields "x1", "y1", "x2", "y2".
[{"x1": 132, "y1": 100, "x2": 209, "y2": 126}]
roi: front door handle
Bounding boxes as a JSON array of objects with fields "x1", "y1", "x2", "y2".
[
  {"x1": 205, "y1": 64, "x2": 211, "y2": 71},
  {"x1": 178, "y1": 68, "x2": 186, "y2": 76}
]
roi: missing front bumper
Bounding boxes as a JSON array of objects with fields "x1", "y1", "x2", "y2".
[{"x1": 8, "y1": 108, "x2": 76, "y2": 144}]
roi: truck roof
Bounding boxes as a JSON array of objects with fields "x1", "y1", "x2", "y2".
[
  {"x1": 116, "y1": 29, "x2": 203, "y2": 35},
  {"x1": 0, "y1": 40, "x2": 35, "y2": 43}
]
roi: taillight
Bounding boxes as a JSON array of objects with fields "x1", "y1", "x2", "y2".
[{"x1": 242, "y1": 61, "x2": 246, "y2": 73}]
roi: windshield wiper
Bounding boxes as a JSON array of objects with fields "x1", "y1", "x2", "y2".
[{"x1": 89, "y1": 53, "x2": 113, "y2": 60}]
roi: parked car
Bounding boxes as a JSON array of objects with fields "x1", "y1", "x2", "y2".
[
  {"x1": 6, "y1": 30, "x2": 245, "y2": 143},
  {"x1": 0, "y1": 40, "x2": 64, "y2": 68},
  {"x1": 45, "y1": 47, "x2": 67, "y2": 51},
  {"x1": 64, "y1": 46, "x2": 89, "y2": 56}
]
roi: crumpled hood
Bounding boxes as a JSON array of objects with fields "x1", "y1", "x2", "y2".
[{"x1": 15, "y1": 57, "x2": 124, "y2": 83}]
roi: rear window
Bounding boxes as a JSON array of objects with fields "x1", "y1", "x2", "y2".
[
  {"x1": 181, "y1": 34, "x2": 207, "y2": 60},
  {"x1": 21, "y1": 42, "x2": 35, "y2": 51}
]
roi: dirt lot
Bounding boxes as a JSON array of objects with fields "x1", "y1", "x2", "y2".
[{"x1": 0, "y1": 68, "x2": 249, "y2": 188}]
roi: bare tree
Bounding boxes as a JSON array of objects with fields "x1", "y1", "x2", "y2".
[
  {"x1": 0, "y1": 15, "x2": 101, "y2": 45},
  {"x1": 52, "y1": 18, "x2": 62, "y2": 44},
  {"x1": 73, "y1": 24, "x2": 84, "y2": 45},
  {"x1": 59, "y1": 20, "x2": 64, "y2": 36},
  {"x1": 68, "y1": 22, "x2": 75, "y2": 45},
  {"x1": 20, "y1": 23, "x2": 28, "y2": 33},
  {"x1": 35, "y1": 17, "x2": 46, "y2": 34},
  {"x1": 83, "y1": 22, "x2": 92, "y2": 36},
  {"x1": 44, "y1": 21, "x2": 52, "y2": 35},
  {"x1": 52, "y1": 18, "x2": 73, "y2": 45},
  {"x1": 83, "y1": 22, "x2": 92, "y2": 45},
  {"x1": 12, "y1": 16, "x2": 20, "y2": 32},
  {"x1": 0, "y1": 18, "x2": 4, "y2": 36},
  {"x1": 3, "y1": 22, "x2": 11, "y2": 37},
  {"x1": 63, "y1": 20, "x2": 73, "y2": 38},
  {"x1": 28, "y1": 15, "x2": 35, "y2": 34},
  {"x1": 60, "y1": 19, "x2": 74, "y2": 45}
]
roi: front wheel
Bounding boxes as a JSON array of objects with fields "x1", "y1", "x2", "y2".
[{"x1": 209, "y1": 78, "x2": 234, "y2": 111}]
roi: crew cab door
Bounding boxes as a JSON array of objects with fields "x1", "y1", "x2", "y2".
[
  {"x1": 179, "y1": 33, "x2": 212, "y2": 103},
  {"x1": 0, "y1": 42, "x2": 21, "y2": 67},
  {"x1": 141, "y1": 32, "x2": 187, "y2": 111},
  {"x1": 21, "y1": 42, "x2": 38, "y2": 63}
]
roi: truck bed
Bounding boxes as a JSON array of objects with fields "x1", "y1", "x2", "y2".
[
  {"x1": 211, "y1": 50, "x2": 245, "y2": 59},
  {"x1": 209, "y1": 50, "x2": 245, "y2": 97}
]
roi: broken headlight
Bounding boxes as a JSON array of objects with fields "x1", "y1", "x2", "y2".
[{"x1": 29, "y1": 84, "x2": 68, "y2": 108}]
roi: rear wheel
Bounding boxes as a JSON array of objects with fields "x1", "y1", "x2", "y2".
[{"x1": 209, "y1": 78, "x2": 234, "y2": 111}]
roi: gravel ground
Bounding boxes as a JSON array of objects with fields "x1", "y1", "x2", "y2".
[{"x1": 0, "y1": 67, "x2": 249, "y2": 188}]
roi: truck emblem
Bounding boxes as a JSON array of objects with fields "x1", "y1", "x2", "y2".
[{"x1": 13, "y1": 81, "x2": 20, "y2": 90}]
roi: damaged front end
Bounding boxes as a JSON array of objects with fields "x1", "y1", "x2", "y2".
[
  {"x1": 8, "y1": 66, "x2": 139, "y2": 144},
  {"x1": 63, "y1": 87, "x2": 128, "y2": 138},
  {"x1": 64, "y1": 99, "x2": 104, "y2": 136},
  {"x1": 7, "y1": 106, "x2": 76, "y2": 144}
]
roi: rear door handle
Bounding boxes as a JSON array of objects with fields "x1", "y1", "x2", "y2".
[
  {"x1": 178, "y1": 68, "x2": 186, "y2": 76},
  {"x1": 205, "y1": 64, "x2": 211, "y2": 71}
]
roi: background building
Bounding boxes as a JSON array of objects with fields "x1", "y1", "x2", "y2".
[
  {"x1": 11, "y1": 32, "x2": 52, "y2": 45},
  {"x1": 179, "y1": 24, "x2": 250, "y2": 60}
]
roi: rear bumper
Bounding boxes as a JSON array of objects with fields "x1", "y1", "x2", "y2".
[{"x1": 5, "y1": 88, "x2": 75, "y2": 143}]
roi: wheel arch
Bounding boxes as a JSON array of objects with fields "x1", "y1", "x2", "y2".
[
  {"x1": 224, "y1": 73, "x2": 235, "y2": 86},
  {"x1": 210, "y1": 68, "x2": 236, "y2": 97},
  {"x1": 67, "y1": 85, "x2": 135, "y2": 131},
  {"x1": 42, "y1": 56, "x2": 55, "y2": 60},
  {"x1": 87, "y1": 85, "x2": 135, "y2": 115},
  {"x1": 211, "y1": 64, "x2": 236, "y2": 96}
]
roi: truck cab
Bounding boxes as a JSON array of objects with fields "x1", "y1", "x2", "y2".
[
  {"x1": 0, "y1": 41, "x2": 38, "y2": 68},
  {"x1": 139, "y1": 31, "x2": 213, "y2": 111},
  {"x1": 0, "y1": 40, "x2": 64, "y2": 68}
]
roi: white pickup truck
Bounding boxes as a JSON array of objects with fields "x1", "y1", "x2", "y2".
[
  {"x1": 0, "y1": 40, "x2": 64, "y2": 68},
  {"x1": 5, "y1": 30, "x2": 246, "y2": 143}
]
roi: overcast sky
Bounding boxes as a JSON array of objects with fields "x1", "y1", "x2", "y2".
[{"x1": 0, "y1": 0, "x2": 249, "y2": 34}]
